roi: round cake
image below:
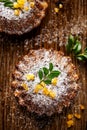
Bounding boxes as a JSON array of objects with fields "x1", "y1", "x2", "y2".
[
  {"x1": 0, "y1": 0, "x2": 48, "y2": 35},
  {"x1": 12, "y1": 49, "x2": 80, "y2": 116}
]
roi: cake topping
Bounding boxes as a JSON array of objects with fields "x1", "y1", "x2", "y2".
[
  {"x1": 21, "y1": 63, "x2": 60, "y2": 99},
  {"x1": 42, "y1": 87, "x2": 49, "y2": 95},
  {"x1": 29, "y1": 1, "x2": 35, "y2": 8},
  {"x1": 14, "y1": 9, "x2": 20, "y2": 16},
  {"x1": 25, "y1": 74, "x2": 35, "y2": 81},
  {"x1": 54, "y1": 1, "x2": 63, "y2": 14},
  {"x1": 24, "y1": 6, "x2": 29, "y2": 11},
  {"x1": 48, "y1": 90, "x2": 56, "y2": 99},
  {"x1": 51, "y1": 77, "x2": 58, "y2": 86},
  {"x1": 34, "y1": 84, "x2": 43, "y2": 93},
  {"x1": 40, "y1": 81, "x2": 46, "y2": 87},
  {"x1": 38, "y1": 63, "x2": 60, "y2": 85},
  {"x1": 13, "y1": 2, "x2": 19, "y2": 8},
  {"x1": 59, "y1": 3, "x2": 63, "y2": 9},
  {"x1": 34, "y1": 62, "x2": 60, "y2": 99},
  {"x1": 54, "y1": 7, "x2": 59, "y2": 13},
  {"x1": 67, "y1": 114, "x2": 73, "y2": 120},
  {"x1": 79, "y1": 104, "x2": 85, "y2": 110},
  {"x1": 0, "y1": 0, "x2": 13, "y2": 8},
  {"x1": 40, "y1": 1, "x2": 48, "y2": 9},
  {"x1": 74, "y1": 114, "x2": 81, "y2": 119},
  {"x1": 22, "y1": 83, "x2": 29, "y2": 91},
  {"x1": 42, "y1": 87, "x2": 56, "y2": 98},
  {"x1": 67, "y1": 120, "x2": 74, "y2": 128},
  {"x1": 0, "y1": 0, "x2": 35, "y2": 16},
  {"x1": 66, "y1": 103, "x2": 85, "y2": 128}
]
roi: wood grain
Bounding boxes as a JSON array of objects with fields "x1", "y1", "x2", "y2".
[{"x1": 0, "y1": 0, "x2": 87, "y2": 130}]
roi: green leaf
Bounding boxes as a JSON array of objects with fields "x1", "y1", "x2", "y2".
[
  {"x1": 49, "y1": 63, "x2": 53, "y2": 71},
  {"x1": 0, "y1": 0, "x2": 13, "y2": 2},
  {"x1": 76, "y1": 54, "x2": 87, "y2": 61},
  {"x1": 0, "y1": 0, "x2": 6, "y2": 2},
  {"x1": 66, "y1": 35, "x2": 87, "y2": 62},
  {"x1": 0, "y1": 0, "x2": 14, "y2": 8},
  {"x1": 44, "y1": 79, "x2": 51, "y2": 84},
  {"x1": 83, "y1": 54, "x2": 87, "y2": 59},
  {"x1": 66, "y1": 34, "x2": 75, "y2": 53},
  {"x1": 47, "y1": 70, "x2": 61, "y2": 80},
  {"x1": 66, "y1": 42, "x2": 72, "y2": 53},
  {"x1": 73, "y1": 40, "x2": 82, "y2": 55},
  {"x1": 4, "y1": 2, "x2": 13, "y2": 7},
  {"x1": 69, "y1": 34, "x2": 75, "y2": 44},
  {"x1": 43, "y1": 67, "x2": 49, "y2": 76},
  {"x1": 68, "y1": 34, "x2": 75, "y2": 46},
  {"x1": 84, "y1": 47, "x2": 87, "y2": 53},
  {"x1": 75, "y1": 40, "x2": 82, "y2": 53},
  {"x1": 38, "y1": 70, "x2": 43, "y2": 80},
  {"x1": 76, "y1": 47, "x2": 87, "y2": 61}
]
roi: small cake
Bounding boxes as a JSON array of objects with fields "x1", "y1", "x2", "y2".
[
  {"x1": 12, "y1": 49, "x2": 80, "y2": 116},
  {"x1": 0, "y1": 0, "x2": 48, "y2": 35}
]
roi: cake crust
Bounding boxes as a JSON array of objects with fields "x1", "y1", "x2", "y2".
[{"x1": 12, "y1": 49, "x2": 80, "y2": 116}]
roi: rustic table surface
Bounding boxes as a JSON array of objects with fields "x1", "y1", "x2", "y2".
[{"x1": 0, "y1": 0, "x2": 87, "y2": 130}]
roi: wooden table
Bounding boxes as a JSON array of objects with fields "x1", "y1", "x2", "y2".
[{"x1": 0, "y1": 0, "x2": 87, "y2": 130}]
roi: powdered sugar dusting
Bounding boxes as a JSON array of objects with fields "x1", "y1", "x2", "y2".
[
  {"x1": 16, "y1": 50, "x2": 78, "y2": 107},
  {"x1": 0, "y1": 2, "x2": 32, "y2": 20}
]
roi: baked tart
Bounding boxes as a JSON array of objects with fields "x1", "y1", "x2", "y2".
[
  {"x1": 12, "y1": 49, "x2": 80, "y2": 116},
  {"x1": 0, "y1": 0, "x2": 48, "y2": 35}
]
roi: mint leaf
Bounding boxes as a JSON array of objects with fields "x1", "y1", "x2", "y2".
[
  {"x1": 43, "y1": 67, "x2": 49, "y2": 76},
  {"x1": 77, "y1": 54, "x2": 85, "y2": 61},
  {"x1": 38, "y1": 70, "x2": 43, "y2": 80},
  {"x1": 44, "y1": 79, "x2": 51, "y2": 84},
  {"x1": 48, "y1": 70, "x2": 60, "y2": 80},
  {"x1": 73, "y1": 40, "x2": 82, "y2": 55},
  {"x1": 77, "y1": 52, "x2": 87, "y2": 61},
  {"x1": 49, "y1": 63, "x2": 53, "y2": 71},
  {"x1": 84, "y1": 47, "x2": 87, "y2": 53},
  {"x1": 68, "y1": 34, "x2": 75, "y2": 44},
  {"x1": 66, "y1": 34, "x2": 75, "y2": 53},
  {"x1": 4, "y1": 3, "x2": 13, "y2": 8},
  {"x1": 0, "y1": 0, "x2": 14, "y2": 8}
]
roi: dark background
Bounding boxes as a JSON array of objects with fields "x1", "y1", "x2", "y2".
[{"x1": 0, "y1": 0, "x2": 87, "y2": 130}]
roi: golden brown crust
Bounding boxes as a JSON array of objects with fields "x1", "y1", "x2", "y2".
[{"x1": 12, "y1": 49, "x2": 80, "y2": 116}]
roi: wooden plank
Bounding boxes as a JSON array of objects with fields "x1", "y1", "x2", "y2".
[{"x1": 0, "y1": 0, "x2": 87, "y2": 130}]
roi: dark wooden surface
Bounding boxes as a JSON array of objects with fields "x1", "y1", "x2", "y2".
[{"x1": 0, "y1": 0, "x2": 87, "y2": 130}]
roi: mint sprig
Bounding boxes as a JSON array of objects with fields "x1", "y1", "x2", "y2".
[
  {"x1": 38, "y1": 63, "x2": 61, "y2": 85},
  {"x1": 66, "y1": 34, "x2": 87, "y2": 61}
]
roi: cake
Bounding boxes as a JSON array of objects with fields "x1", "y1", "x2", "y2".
[
  {"x1": 12, "y1": 49, "x2": 80, "y2": 116},
  {"x1": 0, "y1": 0, "x2": 48, "y2": 35}
]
